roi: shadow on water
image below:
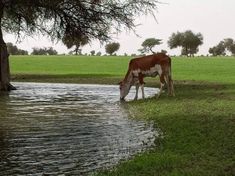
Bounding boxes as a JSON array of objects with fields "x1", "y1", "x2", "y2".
[{"x1": 0, "y1": 82, "x2": 159, "y2": 175}]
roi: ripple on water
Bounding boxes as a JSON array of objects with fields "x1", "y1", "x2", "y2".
[{"x1": 0, "y1": 82, "x2": 159, "y2": 175}]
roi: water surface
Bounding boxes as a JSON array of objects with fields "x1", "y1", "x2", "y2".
[{"x1": 0, "y1": 83, "x2": 159, "y2": 175}]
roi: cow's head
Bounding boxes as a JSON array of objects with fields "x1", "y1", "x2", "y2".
[{"x1": 119, "y1": 80, "x2": 132, "y2": 101}]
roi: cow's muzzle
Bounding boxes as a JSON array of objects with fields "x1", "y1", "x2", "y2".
[{"x1": 120, "y1": 97, "x2": 125, "y2": 101}]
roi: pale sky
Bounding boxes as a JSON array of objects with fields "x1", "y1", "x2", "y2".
[{"x1": 4, "y1": 0, "x2": 235, "y2": 55}]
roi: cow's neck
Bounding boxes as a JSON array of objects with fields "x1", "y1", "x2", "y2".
[{"x1": 124, "y1": 69, "x2": 133, "y2": 84}]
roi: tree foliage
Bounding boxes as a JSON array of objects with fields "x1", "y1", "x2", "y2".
[
  {"x1": 209, "y1": 38, "x2": 235, "y2": 56},
  {"x1": 90, "y1": 50, "x2": 95, "y2": 56},
  {"x1": 139, "y1": 38, "x2": 162, "y2": 54},
  {"x1": 105, "y1": 42, "x2": 120, "y2": 55},
  {"x1": 208, "y1": 41, "x2": 226, "y2": 56},
  {"x1": 1, "y1": 0, "x2": 158, "y2": 42},
  {"x1": 6, "y1": 42, "x2": 28, "y2": 55},
  {"x1": 96, "y1": 51, "x2": 102, "y2": 56},
  {"x1": 62, "y1": 34, "x2": 89, "y2": 55},
  {"x1": 31, "y1": 47, "x2": 58, "y2": 55},
  {"x1": 168, "y1": 30, "x2": 203, "y2": 57},
  {"x1": 224, "y1": 38, "x2": 235, "y2": 55}
]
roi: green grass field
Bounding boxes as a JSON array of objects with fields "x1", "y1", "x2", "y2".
[
  {"x1": 8, "y1": 55, "x2": 235, "y2": 176},
  {"x1": 10, "y1": 55, "x2": 235, "y2": 84},
  {"x1": 10, "y1": 55, "x2": 129, "y2": 75}
]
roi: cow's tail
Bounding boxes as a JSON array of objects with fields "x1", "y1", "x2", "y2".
[{"x1": 168, "y1": 56, "x2": 175, "y2": 96}]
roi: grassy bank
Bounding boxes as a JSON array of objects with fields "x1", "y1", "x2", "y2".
[
  {"x1": 96, "y1": 81, "x2": 235, "y2": 176},
  {"x1": 9, "y1": 55, "x2": 235, "y2": 175}
]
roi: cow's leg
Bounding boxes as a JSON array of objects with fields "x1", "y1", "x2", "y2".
[
  {"x1": 163, "y1": 71, "x2": 175, "y2": 96},
  {"x1": 138, "y1": 73, "x2": 145, "y2": 99},
  {"x1": 158, "y1": 74, "x2": 165, "y2": 98},
  {"x1": 134, "y1": 84, "x2": 139, "y2": 100},
  {"x1": 164, "y1": 74, "x2": 170, "y2": 95},
  {"x1": 141, "y1": 84, "x2": 145, "y2": 99},
  {"x1": 168, "y1": 74, "x2": 175, "y2": 96}
]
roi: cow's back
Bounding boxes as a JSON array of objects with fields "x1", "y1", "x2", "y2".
[{"x1": 129, "y1": 53, "x2": 170, "y2": 71}]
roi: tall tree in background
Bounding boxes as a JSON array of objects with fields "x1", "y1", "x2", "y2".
[
  {"x1": 168, "y1": 30, "x2": 203, "y2": 57},
  {"x1": 208, "y1": 41, "x2": 226, "y2": 56},
  {"x1": 62, "y1": 34, "x2": 89, "y2": 55},
  {"x1": 90, "y1": 50, "x2": 95, "y2": 56},
  {"x1": 0, "y1": 0, "x2": 158, "y2": 91},
  {"x1": 105, "y1": 42, "x2": 120, "y2": 55},
  {"x1": 138, "y1": 38, "x2": 162, "y2": 54},
  {"x1": 224, "y1": 38, "x2": 235, "y2": 55}
]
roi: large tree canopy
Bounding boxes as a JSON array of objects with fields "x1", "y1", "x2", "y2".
[
  {"x1": 1, "y1": 0, "x2": 158, "y2": 41},
  {"x1": 0, "y1": 0, "x2": 159, "y2": 91},
  {"x1": 168, "y1": 30, "x2": 203, "y2": 57},
  {"x1": 208, "y1": 41, "x2": 226, "y2": 56},
  {"x1": 62, "y1": 34, "x2": 89, "y2": 55},
  {"x1": 105, "y1": 42, "x2": 120, "y2": 55}
]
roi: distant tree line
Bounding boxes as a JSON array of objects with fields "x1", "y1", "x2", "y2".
[
  {"x1": 31, "y1": 47, "x2": 58, "y2": 55},
  {"x1": 6, "y1": 43, "x2": 58, "y2": 55},
  {"x1": 7, "y1": 33, "x2": 235, "y2": 57}
]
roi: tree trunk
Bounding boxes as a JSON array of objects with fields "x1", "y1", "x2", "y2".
[
  {"x1": 0, "y1": 13, "x2": 16, "y2": 91},
  {"x1": 74, "y1": 46, "x2": 78, "y2": 55},
  {"x1": 0, "y1": 41, "x2": 16, "y2": 91}
]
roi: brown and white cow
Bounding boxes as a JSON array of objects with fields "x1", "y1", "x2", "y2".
[{"x1": 119, "y1": 53, "x2": 174, "y2": 100}]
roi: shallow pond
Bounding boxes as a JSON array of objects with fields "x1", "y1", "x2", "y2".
[{"x1": 0, "y1": 82, "x2": 159, "y2": 175}]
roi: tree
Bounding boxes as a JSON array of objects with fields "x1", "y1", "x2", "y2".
[
  {"x1": 139, "y1": 38, "x2": 162, "y2": 54},
  {"x1": 0, "y1": 0, "x2": 158, "y2": 91},
  {"x1": 46, "y1": 47, "x2": 58, "y2": 55},
  {"x1": 208, "y1": 41, "x2": 226, "y2": 56},
  {"x1": 31, "y1": 47, "x2": 57, "y2": 55},
  {"x1": 105, "y1": 42, "x2": 120, "y2": 55},
  {"x1": 209, "y1": 41, "x2": 226, "y2": 56},
  {"x1": 168, "y1": 30, "x2": 203, "y2": 57},
  {"x1": 224, "y1": 38, "x2": 235, "y2": 56},
  {"x1": 96, "y1": 51, "x2": 102, "y2": 56},
  {"x1": 6, "y1": 43, "x2": 18, "y2": 55},
  {"x1": 17, "y1": 49, "x2": 28, "y2": 55},
  {"x1": 62, "y1": 34, "x2": 89, "y2": 55},
  {"x1": 7, "y1": 43, "x2": 28, "y2": 55},
  {"x1": 90, "y1": 50, "x2": 95, "y2": 56},
  {"x1": 209, "y1": 38, "x2": 235, "y2": 56},
  {"x1": 31, "y1": 47, "x2": 48, "y2": 55},
  {"x1": 160, "y1": 49, "x2": 167, "y2": 54},
  {"x1": 229, "y1": 45, "x2": 235, "y2": 56}
]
